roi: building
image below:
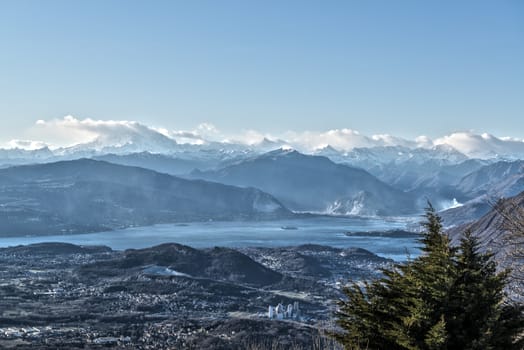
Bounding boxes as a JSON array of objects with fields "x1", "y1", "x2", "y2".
[{"x1": 268, "y1": 302, "x2": 300, "y2": 320}]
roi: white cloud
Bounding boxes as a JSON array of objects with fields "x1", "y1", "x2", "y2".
[
  {"x1": 414, "y1": 135, "x2": 433, "y2": 148},
  {"x1": 433, "y1": 131, "x2": 524, "y2": 158},
  {"x1": 29, "y1": 116, "x2": 178, "y2": 151},
  {"x1": 167, "y1": 130, "x2": 206, "y2": 145},
  {"x1": 27, "y1": 116, "x2": 221, "y2": 149},
  {"x1": 158, "y1": 123, "x2": 220, "y2": 145},
  {"x1": 4, "y1": 139, "x2": 50, "y2": 150},
  {"x1": 225, "y1": 129, "x2": 268, "y2": 145},
  {"x1": 10, "y1": 116, "x2": 524, "y2": 159},
  {"x1": 370, "y1": 134, "x2": 417, "y2": 148},
  {"x1": 29, "y1": 115, "x2": 99, "y2": 147},
  {"x1": 282, "y1": 129, "x2": 524, "y2": 158}
]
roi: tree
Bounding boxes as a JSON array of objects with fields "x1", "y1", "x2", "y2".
[
  {"x1": 334, "y1": 205, "x2": 524, "y2": 350},
  {"x1": 445, "y1": 230, "x2": 523, "y2": 350}
]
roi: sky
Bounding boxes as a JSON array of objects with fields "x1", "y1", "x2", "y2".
[{"x1": 0, "y1": 0, "x2": 523, "y2": 145}]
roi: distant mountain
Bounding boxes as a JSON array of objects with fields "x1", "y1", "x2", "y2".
[
  {"x1": 2, "y1": 132, "x2": 522, "y2": 221},
  {"x1": 313, "y1": 145, "x2": 487, "y2": 210},
  {"x1": 408, "y1": 159, "x2": 488, "y2": 192},
  {"x1": 319, "y1": 145, "x2": 468, "y2": 170},
  {"x1": 58, "y1": 122, "x2": 180, "y2": 155},
  {"x1": 191, "y1": 149, "x2": 418, "y2": 216},
  {"x1": 330, "y1": 146, "x2": 474, "y2": 190},
  {"x1": 0, "y1": 147, "x2": 54, "y2": 167},
  {"x1": 0, "y1": 159, "x2": 291, "y2": 236},
  {"x1": 92, "y1": 149, "x2": 267, "y2": 176}
]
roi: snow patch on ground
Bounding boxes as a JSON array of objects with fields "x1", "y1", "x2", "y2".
[{"x1": 142, "y1": 265, "x2": 191, "y2": 277}]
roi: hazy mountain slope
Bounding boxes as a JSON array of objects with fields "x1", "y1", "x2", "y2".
[
  {"x1": 346, "y1": 154, "x2": 484, "y2": 197},
  {"x1": 455, "y1": 160, "x2": 524, "y2": 199},
  {"x1": 0, "y1": 159, "x2": 291, "y2": 236},
  {"x1": 406, "y1": 159, "x2": 487, "y2": 193},
  {"x1": 440, "y1": 161, "x2": 524, "y2": 226},
  {"x1": 192, "y1": 149, "x2": 418, "y2": 216},
  {"x1": 447, "y1": 191, "x2": 524, "y2": 247},
  {"x1": 446, "y1": 191, "x2": 524, "y2": 300}
]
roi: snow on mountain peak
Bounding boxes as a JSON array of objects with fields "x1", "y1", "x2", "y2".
[
  {"x1": 3, "y1": 116, "x2": 524, "y2": 161},
  {"x1": 5, "y1": 139, "x2": 51, "y2": 151},
  {"x1": 434, "y1": 131, "x2": 524, "y2": 159}
]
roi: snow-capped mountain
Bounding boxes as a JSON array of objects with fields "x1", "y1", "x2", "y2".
[
  {"x1": 3, "y1": 117, "x2": 524, "y2": 166},
  {"x1": 54, "y1": 128, "x2": 179, "y2": 156},
  {"x1": 2, "y1": 117, "x2": 524, "y2": 219},
  {"x1": 0, "y1": 146, "x2": 54, "y2": 160},
  {"x1": 434, "y1": 132, "x2": 524, "y2": 159},
  {"x1": 319, "y1": 144, "x2": 468, "y2": 167}
]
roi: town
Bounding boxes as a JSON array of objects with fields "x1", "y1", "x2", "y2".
[{"x1": 0, "y1": 242, "x2": 391, "y2": 349}]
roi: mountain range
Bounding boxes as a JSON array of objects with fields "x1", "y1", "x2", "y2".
[
  {"x1": 0, "y1": 147, "x2": 522, "y2": 234},
  {"x1": 8, "y1": 116, "x2": 524, "y2": 159},
  {"x1": 1, "y1": 124, "x2": 523, "y2": 236}
]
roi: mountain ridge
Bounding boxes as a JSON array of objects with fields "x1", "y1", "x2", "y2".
[
  {"x1": 0, "y1": 159, "x2": 292, "y2": 236},
  {"x1": 191, "y1": 149, "x2": 419, "y2": 216}
]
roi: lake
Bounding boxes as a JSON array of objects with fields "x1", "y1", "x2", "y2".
[{"x1": 0, "y1": 216, "x2": 421, "y2": 261}]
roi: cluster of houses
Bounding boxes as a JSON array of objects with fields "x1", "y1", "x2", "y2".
[{"x1": 268, "y1": 301, "x2": 300, "y2": 320}]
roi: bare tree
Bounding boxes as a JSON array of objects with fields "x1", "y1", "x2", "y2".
[{"x1": 491, "y1": 197, "x2": 524, "y2": 282}]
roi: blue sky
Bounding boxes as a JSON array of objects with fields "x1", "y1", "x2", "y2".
[{"x1": 1, "y1": 0, "x2": 523, "y2": 143}]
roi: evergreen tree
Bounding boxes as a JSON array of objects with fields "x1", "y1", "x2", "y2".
[
  {"x1": 399, "y1": 204, "x2": 455, "y2": 350},
  {"x1": 334, "y1": 205, "x2": 524, "y2": 350},
  {"x1": 447, "y1": 230, "x2": 524, "y2": 350}
]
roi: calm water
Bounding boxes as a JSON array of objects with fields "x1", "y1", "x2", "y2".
[{"x1": 0, "y1": 216, "x2": 421, "y2": 261}]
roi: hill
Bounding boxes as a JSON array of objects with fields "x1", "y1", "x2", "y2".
[{"x1": 0, "y1": 159, "x2": 291, "y2": 236}]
